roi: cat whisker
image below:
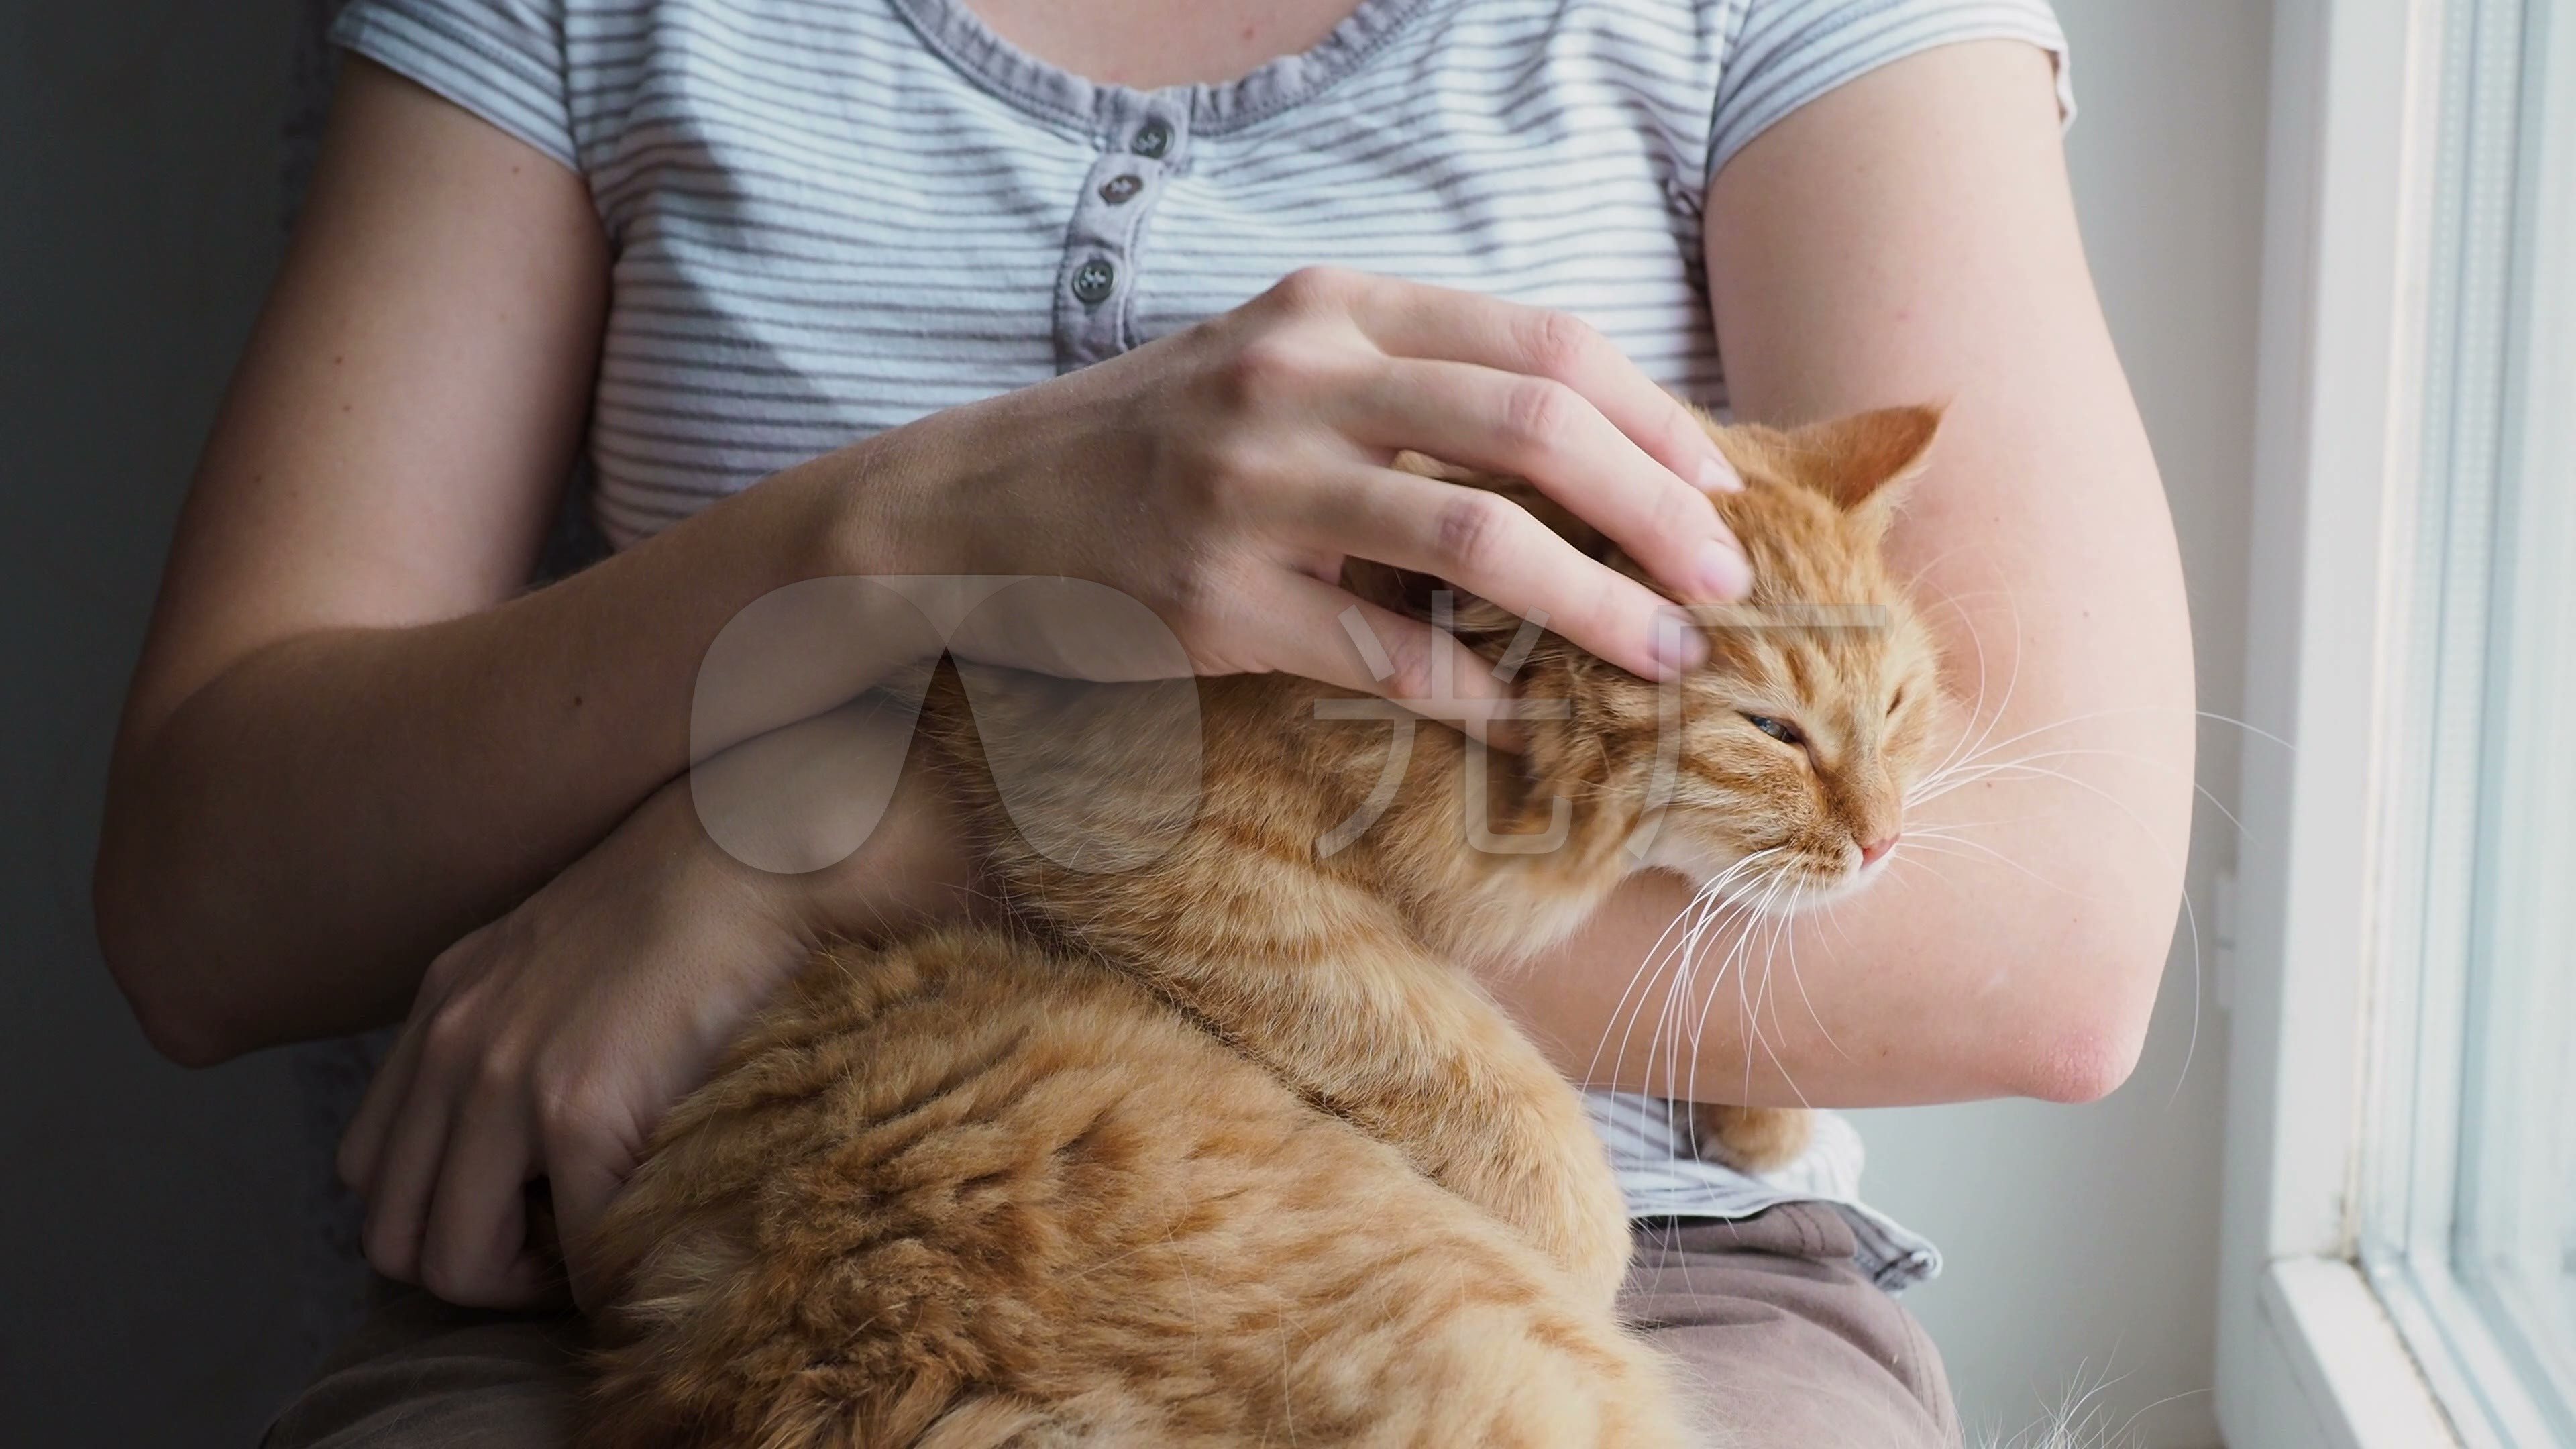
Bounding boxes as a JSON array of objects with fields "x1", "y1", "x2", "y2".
[
  {"x1": 1883, "y1": 837, "x2": 2026, "y2": 895},
  {"x1": 1738, "y1": 883, "x2": 1790, "y2": 1101},
  {"x1": 1899, "y1": 571, "x2": 2009, "y2": 769},
  {"x1": 1650, "y1": 877, "x2": 1770, "y2": 1108},
  {"x1": 1921, "y1": 586, "x2": 2029, "y2": 792},
  {"x1": 1737, "y1": 881, "x2": 1819, "y2": 1110},
  {"x1": 1903, "y1": 755, "x2": 2218, "y2": 1105},
  {"x1": 1897, "y1": 813, "x2": 2044, "y2": 835},
  {"x1": 1960, "y1": 702, "x2": 2295, "y2": 755},
  {"x1": 1931, "y1": 745, "x2": 2255, "y2": 841},
  {"x1": 1911, "y1": 759, "x2": 2175, "y2": 865},
  {"x1": 1597, "y1": 861, "x2": 1762, "y2": 1041},
  {"x1": 1908, "y1": 706, "x2": 2294, "y2": 816},
  {"x1": 1894, "y1": 832, "x2": 2091, "y2": 900},
  {"x1": 1714, "y1": 871, "x2": 1796, "y2": 1108},
  {"x1": 1907, "y1": 754, "x2": 2135, "y2": 811},
  {"x1": 1585, "y1": 855, "x2": 1778, "y2": 1091},
  {"x1": 1692, "y1": 881, "x2": 1768, "y2": 1108},
  {"x1": 1682, "y1": 890, "x2": 1765, "y2": 1104},
  {"x1": 1878, "y1": 850, "x2": 1954, "y2": 899},
  {"x1": 1776, "y1": 881, "x2": 1852, "y2": 1065},
  {"x1": 1664, "y1": 885, "x2": 1764, "y2": 1106},
  {"x1": 1762, "y1": 884, "x2": 1817, "y2": 1097},
  {"x1": 2165, "y1": 869, "x2": 2207, "y2": 1108}
]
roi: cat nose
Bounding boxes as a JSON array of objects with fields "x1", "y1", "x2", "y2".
[{"x1": 1857, "y1": 833, "x2": 1898, "y2": 867}]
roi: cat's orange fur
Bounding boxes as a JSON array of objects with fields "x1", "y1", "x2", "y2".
[{"x1": 581, "y1": 407, "x2": 1951, "y2": 1448}]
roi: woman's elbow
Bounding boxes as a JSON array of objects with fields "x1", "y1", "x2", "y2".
[
  {"x1": 2011, "y1": 1012, "x2": 2149, "y2": 1105},
  {"x1": 91, "y1": 835, "x2": 242, "y2": 1069},
  {"x1": 1994, "y1": 916, "x2": 2169, "y2": 1104},
  {"x1": 125, "y1": 1004, "x2": 237, "y2": 1072},
  {"x1": 97, "y1": 953, "x2": 239, "y2": 1070}
]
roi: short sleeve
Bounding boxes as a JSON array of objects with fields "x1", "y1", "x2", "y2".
[
  {"x1": 331, "y1": 0, "x2": 578, "y2": 170},
  {"x1": 1707, "y1": 0, "x2": 2076, "y2": 182}
]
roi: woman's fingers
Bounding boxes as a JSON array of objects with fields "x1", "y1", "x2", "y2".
[
  {"x1": 543, "y1": 1126, "x2": 631, "y2": 1314},
  {"x1": 337, "y1": 1012, "x2": 427, "y2": 1195},
  {"x1": 1334, "y1": 356, "x2": 1750, "y2": 608},
  {"x1": 1258, "y1": 572, "x2": 1519, "y2": 742},
  {"x1": 417, "y1": 1088, "x2": 549, "y2": 1308},
  {"x1": 1291, "y1": 464, "x2": 1704, "y2": 682},
  {"x1": 356, "y1": 1035, "x2": 460, "y2": 1284},
  {"x1": 1326, "y1": 272, "x2": 1745, "y2": 496}
]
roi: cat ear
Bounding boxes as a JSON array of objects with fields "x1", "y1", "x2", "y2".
[
  {"x1": 1782, "y1": 405, "x2": 1944, "y2": 515},
  {"x1": 1709, "y1": 406, "x2": 1944, "y2": 517}
]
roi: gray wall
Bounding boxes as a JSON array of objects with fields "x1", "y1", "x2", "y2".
[
  {"x1": 1848, "y1": 4, "x2": 2271, "y2": 1446},
  {"x1": 0, "y1": 2, "x2": 2269, "y2": 1446},
  {"x1": 3, "y1": 2, "x2": 317, "y2": 1446}
]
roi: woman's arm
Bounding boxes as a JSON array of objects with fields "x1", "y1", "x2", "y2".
[
  {"x1": 1498, "y1": 40, "x2": 2195, "y2": 1106},
  {"x1": 101, "y1": 60, "x2": 1758, "y2": 1067},
  {"x1": 93, "y1": 62, "x2": 883, "y2": 1061},
  {"x1": 335, "y1": 703, "x2": 985, "y2": 1310}
]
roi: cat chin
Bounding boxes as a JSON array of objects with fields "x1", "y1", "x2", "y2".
[
  {"x1": 1635, "y1": 834, "x2": 1876, "y2": 912},
  {"x1": 1719, "y1": 868, "x2": 1872, "y2": 912},
  {"x1": 1776, "y1": 865, "x2": 1882, "y2": 910}
]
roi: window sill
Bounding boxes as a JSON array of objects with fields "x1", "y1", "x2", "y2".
[{"x1": 2234, "y1": 1258, "x2": 2458, "y2": 1449}]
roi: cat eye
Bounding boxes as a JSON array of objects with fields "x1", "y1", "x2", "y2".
[
  {"x1": 1742, "y1": 713, "x2": 1805, "y2": 747},
  {"x1": 1887, "y1": 687, "x2": 1906, "y2": 717}
]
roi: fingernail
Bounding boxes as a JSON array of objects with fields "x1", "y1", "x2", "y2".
[
  {"x1": 1699, "y1": 454, "x2": 1744, "y2": 492},
  {"x1": 1651, "y1": 609, "x2": 1707, "y2": 676},
  {"x1": 1694, "y1": 537, "x2": 1753, "y2": 602}
]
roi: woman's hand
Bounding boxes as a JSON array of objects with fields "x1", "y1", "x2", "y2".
[
  {"x1": 852, "y1": 266, "x2": 1753, "y2": 731},
  {"x1": 336, "y1": 714, "x2": 979, "y2": 1311}
]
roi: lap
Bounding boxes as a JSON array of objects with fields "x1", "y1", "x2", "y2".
[
  {"x1": 1627, "y1": 1202, "x2": 1960, "y2": 1448},
  {"x1": 264, "y1": 1289, "x2": 582, "y2": 1449},
  {"x1": 266, "y1": 1205, "x2": 1954, "y2": 1449}
]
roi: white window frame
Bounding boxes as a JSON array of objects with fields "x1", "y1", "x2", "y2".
[{"x1": 2218, "y1": 1, "x2": 2575, "y2": 1446}]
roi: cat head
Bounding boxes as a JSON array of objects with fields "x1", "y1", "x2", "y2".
[{"x1": 1383, "y1": 405, "x2": 1951, "y2": 907}]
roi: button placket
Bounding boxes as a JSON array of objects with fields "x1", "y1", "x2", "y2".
[
  {"x1": 1051, "y1": 100, "x2": 1189, "y2": 372},
  {"x1": 1070, "y1": 257, "x2": 1118, "y2": 303}
]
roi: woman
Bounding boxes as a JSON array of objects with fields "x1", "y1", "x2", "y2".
[{"x1": 95, "y1": 0, "x2": 2192, "y2": 1443}]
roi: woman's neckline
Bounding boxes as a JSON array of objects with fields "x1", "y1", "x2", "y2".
[{"x1": 883, "y1": 0, "x2": 1432, "y2": 139}]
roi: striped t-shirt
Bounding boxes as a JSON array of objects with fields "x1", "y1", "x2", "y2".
[{"x1": 333, "y1": 0, "x2": 2073, "y2": 1289}]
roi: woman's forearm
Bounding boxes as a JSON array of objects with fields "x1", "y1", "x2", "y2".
[
  {"x1": 95, "y1": 453, "x2": 922, "y2": 1063},
  {"x1": 1504, "y1": 42, "x2": 2198, "y2": 1110},
  {"x1": 1497, "y1": 729, "x2": 2184, "y2": 1111}
]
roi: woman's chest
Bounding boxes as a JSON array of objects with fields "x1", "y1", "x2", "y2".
[
  {"x1": 961, "y1": 0, "x2": 1364, "y2": 90},
  {"x1": 563, "y1": 0, "x2": 1729, "y2": 543}
]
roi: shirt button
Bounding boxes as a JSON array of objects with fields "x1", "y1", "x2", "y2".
[
  {"x1": 1131, "y1": 121, "x2": 1173, "y2": 158},
  {"x1": 1099, "y1": 173, "x2": 1144, "y2": 204},
  {"x1": 1071, "y1": 257, "x2": 1118, "y2": 304}
]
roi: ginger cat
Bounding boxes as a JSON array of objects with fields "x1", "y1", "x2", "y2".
[{"x1": 580, "y1": 407, "x2": 1951, "y2": 1448}]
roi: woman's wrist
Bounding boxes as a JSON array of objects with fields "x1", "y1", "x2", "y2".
[
  {"x1": 678, "y1": 678, "x2": 985, "y2": 951},
  {"x1": 789, "y1": 411, "x2": 973, "y2": 585},
  {"x1": 784, "y1": 749, "x2": 985, "y2": 946}
]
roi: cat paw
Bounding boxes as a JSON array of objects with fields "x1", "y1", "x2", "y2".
[
  {"x1": 1688, "y1": 1102, "x2": 1813, "y2": 1174},
  {"x1": 1554, "y1": 1204, "x2": 1640, "y2": 1309},
  {"x1": 1450, "y1": 1147, "x2": 1634, "y2": 1309}
]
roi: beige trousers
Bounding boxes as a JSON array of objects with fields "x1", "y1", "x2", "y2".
[{"x1": 265, "y1": 1204, "x2": 1957, "y2": 1448}]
